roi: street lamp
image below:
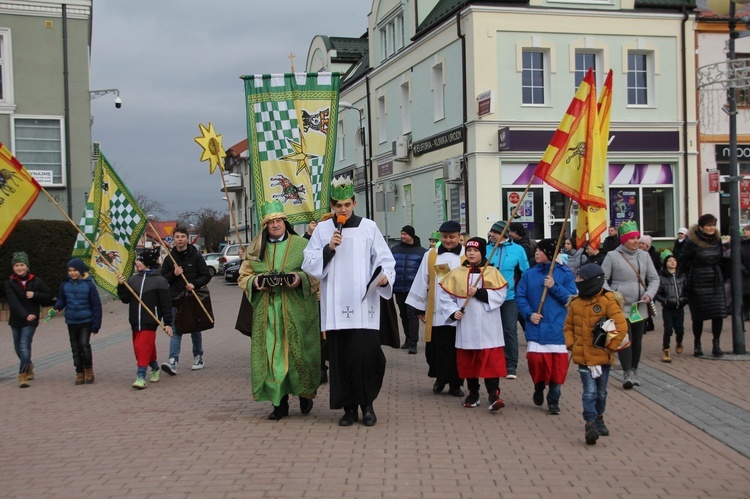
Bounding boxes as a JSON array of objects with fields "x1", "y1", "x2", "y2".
[
  {"x1": 703, "y1": 0, "x2": 749, "y2": 354},
  {"x1": 339, "y1": 101, "x2": 371, "y2": 218}
]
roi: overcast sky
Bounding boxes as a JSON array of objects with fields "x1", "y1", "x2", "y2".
[{"x1": 90, "y1": 0, "x2": 370, "y2": 218}]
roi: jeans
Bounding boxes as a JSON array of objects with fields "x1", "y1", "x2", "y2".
[
  {"x1": 68, "y1": 322, "x2": 93, "y2": 373},
  {"x1": 500, "y1": 299, "x2": 519, "y2": 373},
  {"x1": 662, "y1": 307, "x2": 685, "y2": 349},
  {"x1": 11, "y1": 325, "x2": 36, "y2": 374},
  {"x1": 169, "y1": 307, "x2": 203, "y2": 362},
  {"x1": 578, "y1": 364, "x2": 610, "y2": 423},
  {"x1": 394, "y1": 291, "x2": 419, "y2": 347},
  {"x1": 547, "y1": 382, "x2": 562, "y2": 404}
]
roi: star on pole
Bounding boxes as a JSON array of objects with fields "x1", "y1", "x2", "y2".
[
  {"x1": 282, "y1": 133, "x2": 318, "y2": 177},
  {"x1": 194, "y1": 122, "x2": 227, "y2": 174}
]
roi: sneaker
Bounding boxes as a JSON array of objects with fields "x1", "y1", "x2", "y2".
[
  {"x1": 548, "y1": 403, "x2": 561, "y2": 415},
  {"x1": 488, "y1": 390, "x2": 505, "y2": 411},
  {"x1": 585, "y1": 421, "x2": 599, "y2": 445},
  {"x1": 132, "y1": 378, "x2": 147, "y2": 390},
  {"x1": 150, "y1": 369, "x2": 161, "y2": 383},
  {"x1": 631, "y1": 369, "x2": 641, "y2": 386},
  {"x1": 622, "y1": 370, "x2": 634, "y2": 390},
  {"x1": 161, "y1": 358, "x2": 177, "y2": 376},
  {"x1": 506, "y1": 371, "x2": 517, "y2": 380},
  {"x1": 463, "y1": 391, "x2": 480, "y2": 408},
  {"x1": 449, "y1": 387, "x2": 465, "y2": 397},
  {"x1": 191, "y1": 356, "x2": 204, "y2": 370},
  {"x1": 595, "y1": 416, "x2": 610, "y2": 436},
  {"x1": 533, "y1": 383, "x2": 545, "y2": 406}
]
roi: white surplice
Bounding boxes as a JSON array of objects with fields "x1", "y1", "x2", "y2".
[{"x1": 405, "y1": 247, "x2": 465, "y2": 327}]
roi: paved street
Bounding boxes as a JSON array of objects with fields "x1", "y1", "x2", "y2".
[{"x1": 1, "y1": 280, "x2": 749, "y2": 498}]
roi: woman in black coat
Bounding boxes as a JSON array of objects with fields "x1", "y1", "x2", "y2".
[
  {"x1": 677, "y1": 214, "x2": 727, "y2": 357},
  {"x1": 740, "y1": 225, "x2": 750, "y2": 321}
]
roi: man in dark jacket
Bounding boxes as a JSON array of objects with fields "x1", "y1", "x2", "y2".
[
  {"x1": 391, "y1": 225, "x2": 427, "y2": 354},
  {"x1": 160, "y1": 226, "x2": 212, "y2": 374},
  {"x1": 600, "y1": 225, "x2": 621, "y2": 255},
  {"x1": 509, "y1": 222, "x2": 535, "y2": 268}
]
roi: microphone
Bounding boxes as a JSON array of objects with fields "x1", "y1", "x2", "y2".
[{"x1": 336, "y1": 214, "x2": 346, "y2": 233}]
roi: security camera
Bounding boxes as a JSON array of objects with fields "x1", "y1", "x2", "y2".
[{"x1": 114, "y1": 96, "x2": 122, "y2": 109}]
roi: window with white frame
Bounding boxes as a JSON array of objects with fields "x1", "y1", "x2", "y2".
[
  {"x1": 13, "y1": 116, "x2": 64, "y2": 185},
  {"x1": 432, "y1": 63, "x2": 445, "y2": 121},
  {"x1": 401, "y1": 81, "x2": 411, "y2": 134},
  {"x1": 734, "y1": 53, "x2": 750, "y2": 107},
  {"x1": 627, "y1": 52, "x2": 649, "y2": 106},
  {"x1": 0, "y1": 28, "x2": 14, "y2": 111},
  {"x1": 522, "y1": 50, "x2": 545, "y2": 105},
  {"x1": 378, "y1": 9, "x2": 405, "y2": 61},
  {"x1": 574, "y1": 52, "x2": 597, "y2": 91},
  {"x1": 337, "y1": 118, "x2": 345, "y2": 160},
  {"x1": 378, "y1": 96, "x2": 387, "y2": 143}
]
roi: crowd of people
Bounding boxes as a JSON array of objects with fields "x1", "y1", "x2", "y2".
[{"x1": 6, "y1": 182, "x2": 736, "y2": 443}]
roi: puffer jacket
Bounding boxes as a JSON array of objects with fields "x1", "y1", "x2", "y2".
[
  {"x1": 391, "y1": 237, "x2": 427, "y2": 293},
  {"x1": 160, "y1": 244, "x2": 212, "y2": 301},
  {"x1": 654, "y1": 268, "x2": 688, "y2": 310},
  {"x1": 564, "y1": 290, "x2": 628, "y2": 366},
  {"x1": 6, "y1": 273, "x2": 54, "y2": 327},
  {"x1": 678, "y1": 225, "x2": 727, "y2": 320},
  {"x1": 54, "y1": 274, "x2": 102, "y2": 331},
  {"x1": 516, "y1": 262, "x2": 577, "y2": 345},
  {"x1": 118, "y1": 270, "x2": 173, "y2": 332},
  {"x1": 602, "y1": 245, "x2": 660, "y2": 319}
]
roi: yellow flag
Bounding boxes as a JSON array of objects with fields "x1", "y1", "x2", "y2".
[{"x1": 0, "y1": 142, "x2": 41, "y2": 245}]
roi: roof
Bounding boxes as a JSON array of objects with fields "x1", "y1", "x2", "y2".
[
  {"x1": 226, "y1": 138, "x2": 248, "y2": 158},
  {"x1": 328, "y1": 36, "x2": 368, "y2": 62},
  {"x1": 341, "y1": 50, "x2": 371, "y2": 90}
]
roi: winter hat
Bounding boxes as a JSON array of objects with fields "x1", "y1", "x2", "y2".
[
  {"x1": 677, "y1": 227, "x2": 688, "y2": 235},
  {"x1": 661, "y1": 249, "x2": 676, "y2": 264},
  {"x1": 490, "y1": 220, "x2": 507, "y2": 235},
  {"x1": 401, "y1": 225, "x2": 416, "y2": 238},
  {"x1": 465, "y1": 237, "x2": 487, "y2": 256},
  {"x1": 536, "y1": 238, "x2": 557, "y2": 262},
  {"x1": 67, "y1": 258, "x2": 86, "y2": 274},
  {"x1": 576, "y1": 263, "x2": 605, "y2": 298},
  {"x1": 137, "y1": 248, "x2": 161, "y2": 269},
  {"x1": 429, "y1": 231, "x2": 440, "y2": 241},
  {"x1": 618, "y1": 221, "x2": 640, "y2": 243},
  {"x1": 509, "y1": 222, "x2": 526, "y2": 237},
  {"x1": 439, "y1": 220, "x2": 461, "y2": 233},
  {"x1": 577, "y1": 263, "x2": 605, "y2": 281},
  {"x1": 639, "y1": 235, "x2": 653, "y2": 248},
  {"x1": 697, "y1": 213, "x2": 717, "y2": 227},
  {"x1": 12, "y1": 251, "x2": 29, "y2": 266}
]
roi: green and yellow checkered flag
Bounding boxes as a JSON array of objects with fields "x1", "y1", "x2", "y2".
[
  {"x1": 241, "y1": 72, "x2": 340, "y2": 225},
  {"x1": 72, "y1": 152, "x2": 147, "y2": 296}
]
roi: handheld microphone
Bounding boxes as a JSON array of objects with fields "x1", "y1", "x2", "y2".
[{"x1": 336, "y1": 214, "x2": 346, "y2": 233}]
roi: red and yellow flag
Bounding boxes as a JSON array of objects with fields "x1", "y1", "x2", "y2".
[
  {"x1": 577, "y1": 69, "x2": 613, "y2": 250},
  {"x1": 0, "y1": 142, "x2": 41, "y2": 245},
  {"x1": 534, "y1": 68, "x2": 606, "y2": 209}
]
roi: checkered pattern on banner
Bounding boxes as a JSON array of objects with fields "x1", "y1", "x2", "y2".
[
  {"x1": 254, "y1": 100, "x2": 299, "y2": 161},
  {"x1": 74, "y1": 203, "x2": 96, "y2": 249},
  {"x1": 110, "y1": 189, "x2": 142, "y2": 249},
  {"x1": 309, "y1": 156, "x2": 325, "y2": 209}
]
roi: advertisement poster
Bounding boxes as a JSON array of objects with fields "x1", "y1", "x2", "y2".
[
  {"x1": 611, "y1": 189, "x2": 638, "y2": 224},
  {"x1": 507, "y1": 191, "x2": 534, "y2": 223},
  {"x1": 741, "y1": 180, "x2": 750, "y2": 225}
]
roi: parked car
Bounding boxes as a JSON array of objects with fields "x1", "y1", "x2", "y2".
[
  {"x1": 218, "y1": 244, "x2": 242, "y2": 266},
  {"x1": 221, "y1": 257, "x2": 241, "y2": 276},
  {"x1": 224, "y1": 262, "x2": 241, "y2": 283},
  {"x1": 204, "y1": 253, "x2": 221, "y2": 277}
]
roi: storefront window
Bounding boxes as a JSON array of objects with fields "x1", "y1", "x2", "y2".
[{"x1": 642, "y1": 187, "x2": 674, "y2": 237}]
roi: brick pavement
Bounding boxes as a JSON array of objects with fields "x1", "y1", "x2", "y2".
[{"x1": 1, "y1": 281, "x2": 749, "y2": 498}]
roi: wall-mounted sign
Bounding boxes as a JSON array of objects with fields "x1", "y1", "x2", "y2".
[
  {"x1": 715, "y1": 144, "x2": 750, "y2": 160},
  {"x1": 477, "y1": 90, "x2": 493, "y2": 117},
  {"x1": 412, "y1": 126, "x2": 463, "y2": 157},
  {"x1": 378, "y1": 161, "x2": 393, "y2": 178},
  {"x1": 498, "y1": 126, "x2": 510, "y2": 151},
  {"x1": 708, "y1": 169, "x2": 720, "y2": 193},
  {"x1": 29, "y1": 170, "x2": 54, "y2": 185}
]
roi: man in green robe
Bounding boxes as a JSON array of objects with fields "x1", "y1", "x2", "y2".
[{"x1": 238, "y1": 200, "x2": 321, "y2": 420}]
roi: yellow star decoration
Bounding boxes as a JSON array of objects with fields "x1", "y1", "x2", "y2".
[
  {"x1": 194, "y1": 122, "x2": 227, "y2": 174},
  {"x1": 281, "y1": 132, "x2": 317, "y2": 177},
  {"x1": 97, "y1": 209, "x2": 113, "y2": 237}
]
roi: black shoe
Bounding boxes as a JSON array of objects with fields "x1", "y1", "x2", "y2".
[
  {"x1": 533, "y1": 382, "x2": 545, "y2": 406},
  {"x1": 400, "y1": 343, "x2": 409, "y2": 349},
  {"x1": 448, "y1": 386, "x2": 465, "y2": 397},
  {"x1": 408, "y1": 346, "x2": 417, "y2": 354},
  {"x1": 595, "y1": 416, "x2": 609, "y2": 436},
  {"x1": 585, "y1": 421, "x2": 599, "y2": 445},
  {"x1": 432, "y1": 381, "x2": 445, "y2": 393},
  {"x1": 712, "y1": 339, "x2": 724, "y2": 357},
  {"x1": 694, "y1": 346, "x2": 703, "y2": 357},
  {"x1": 268, "y1": 401, "x2": 289, "y2": 421},
  {"x1": 548, "y1": 403, "x2": 560, "y2": 415},
  {"x1": 338, "y1": 409, "x2": 358, "y2": 427},
  {"x1": 362, "y1": 405, "x2": 377, "y2": 426},
  {"x1": 299, "y1": 396, "x2": 313, "y2": 414}
]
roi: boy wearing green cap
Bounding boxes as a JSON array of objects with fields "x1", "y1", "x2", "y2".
[
  {"x1": 654, "y1": 250, "x2": 687, "y2": 362},
  {"x1": 5, "y1": 251, "x2": 53, "y2": 387}
]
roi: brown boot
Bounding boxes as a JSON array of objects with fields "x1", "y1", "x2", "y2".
[
  {"x1": 662, "y1": 349, "x2": 672, "y2": 363},
  {"x1": 75, "y1": 372, "x2": 85, "y2": 385},
  {"x1": 18, "y1": 373, "x2": 29, "y2": 388},
  {"x1": 84, "y1": 367, "x2": 95, "y2": 384},
  {"x1": 26, "y1": 363, "x2": 34, "y2": 381}
]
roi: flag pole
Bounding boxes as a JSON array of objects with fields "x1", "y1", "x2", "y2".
[
  {"x1": 220, "y1": 172, "x2": 244, "y2": 249},
  {"x1": 535, "y1": 199, "x2": 574, "y2": 314},
  {"x1": 147, "y1": 221, "x2": 214, "y2": 324},
  {"x1": 39, "y1": 187, "x2": 171, "y2": 335},
  {"x1": 459, "y1": 178, "x2": 534, "y2": 311}
]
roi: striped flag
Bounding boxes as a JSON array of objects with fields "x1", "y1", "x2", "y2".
[
  {"x1": 0, "y1": 141, "x2": 41, "y2": 245},
  {"x1": 241, "y1": 72, "x2": 340, "y2": 225},
  {"x1": 72, "y1": 152, "x2": 146, "y2": 296}
]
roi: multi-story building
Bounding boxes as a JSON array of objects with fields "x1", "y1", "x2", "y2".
[
  {"x1": 308, "y1": 0, "x2": 698, "y2": 244},
  {"x1": 0, "y1": 0, "x2": 92, "y2": 221}
]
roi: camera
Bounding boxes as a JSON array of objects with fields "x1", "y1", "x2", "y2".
[{"x1": 114, "y1": 96, "x2": 122, "y2": 109}]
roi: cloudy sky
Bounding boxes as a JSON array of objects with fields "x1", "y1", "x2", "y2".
[{"x1": 90, "y1": 0, "x2": 370, "y2": 217}]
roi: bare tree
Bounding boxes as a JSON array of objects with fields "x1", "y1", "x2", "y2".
[
  {"x1": 177, "y1": 207, "x2": 229, "y2": 252},
  {"x1": 135, "y1": 192, "x2": 168, "y2": 220}
]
